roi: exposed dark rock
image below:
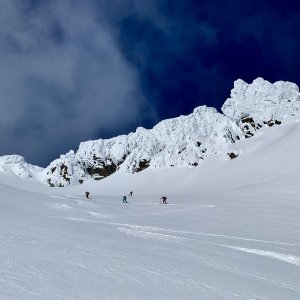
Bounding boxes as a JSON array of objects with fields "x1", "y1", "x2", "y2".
[
  {"x1": 47, "y1": 179, "x2": 55, "y2": 187},
  {"x1": 239, "y1": 116, "x2": 284, "y2": 140},
  {"x1": 178, "y1": 147, "x2": 186, "y2": 154},
  {"x1": 78, "y1": 179, "x2": 83, "y2": 184},
  {"x1": 85, "y1": 160, "x2": 118, "y2": 178},
  {"x1": 245, "y1": 132, "x2": 254, "y2": 138},
  {"x1": 225, "y1": 130, "x2": 237, "y2": 143},
  {"x1": 93, "y1": 154, "x2": 100, "y2": 160},
  {"x1": 135, "y1": 159, "x2": 150, "y2": 172},
  {"x1": 60, "y1": 164, "x2": 68, "y2": 177},
  {"x1": 266, "y1": 119, "x2": 281, "y2": 127},
  {"x1": 228, "y1": 152, "x2": 238, "y2": 159},
  {"x1": 241, "y1": 117, "x2": 256, "y2": 127}
]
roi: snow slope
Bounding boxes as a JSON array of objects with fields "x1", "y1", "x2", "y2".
[{"x1": 0, "y1": 119, "x2": 299, "y2": 299}]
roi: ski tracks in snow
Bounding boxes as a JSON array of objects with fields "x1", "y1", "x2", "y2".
[
  {"x1": 49, "y1": 194, "x2": 299, "y2": 269},
  {"x1": 116, "y1": 224, "x2": 300, "y2": 293},
  {"x1": 60, "y1": 214, "x2": 300, "y2": 269},
  {"x1": 47, "y1": 193, "x2": 300, "y2": 296},
  {"x1": 123, "y1": 225, "x2": 300, "y2": 266},
  {"x1": 222, "y1": 245, "x2": 300, "y2": 267}
]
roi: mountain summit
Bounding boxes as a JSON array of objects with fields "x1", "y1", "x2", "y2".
[{"x1": 222, "y1": 77, "x2": 300, "y2": 137}]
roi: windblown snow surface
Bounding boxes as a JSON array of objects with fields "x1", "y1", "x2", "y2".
[{"x1": 0, "y1": 121, "x2": 300, "y2": 299}]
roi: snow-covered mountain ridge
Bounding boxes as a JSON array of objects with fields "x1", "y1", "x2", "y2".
[
  {"x1": 42, "y1": 106, "x2": 242, "y2": 186},
  {"x1": 1, "y1": 77, "x2": 300, "y2": 186}
]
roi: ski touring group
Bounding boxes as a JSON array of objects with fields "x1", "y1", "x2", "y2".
[{"x1": 85, "y1": 191, "x2": 168, "y2": 204}]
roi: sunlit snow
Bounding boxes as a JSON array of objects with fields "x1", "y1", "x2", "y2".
[{"x1": 0, "y1": 120, "x2": 299, "y2": 299}]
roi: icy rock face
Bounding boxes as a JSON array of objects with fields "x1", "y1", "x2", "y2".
[
  {"x1": 40, "y1": 77, "x2": 300, "y2": 186},
  {"x1": 40, "y1": 151, "x2": 89, "y2": 187},
  {"x1": 42, "y1": 106, "x2": 242, "y2": 186},
  {"x1": 77, "y1": 106, "x2": 241, "y2": 172},
  {"x1": 222, "y1": 78, "x2": 300, "y2": 138},
  {"x1": 0, "y1": 155, "x2": 42, "y2": 178}
]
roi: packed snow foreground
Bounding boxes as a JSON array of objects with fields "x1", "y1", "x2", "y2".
[{"x1": 0, "y1": 77, "x2": 300, "y2": 299}]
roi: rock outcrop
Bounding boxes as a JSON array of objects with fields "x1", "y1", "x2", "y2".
[
  {"x1": 40, "y1": 78, "x2": 300, "y2": 186},
  {"x1": 2, "y1": 78, "x2": 299, "y2": 187},
  {"x1": 222, "y1": 78, "x2": 300, "y2": 137},
  {"x1": 40, "y1": 106, "x2": 242, "y2": 186}
]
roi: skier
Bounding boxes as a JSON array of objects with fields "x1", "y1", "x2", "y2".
[
  {"x1": 85, "y1": 192, "x2": 90, "y2": 199},
  {"x1": 122, "y1": 195, "x2": 128, "y2": 203},
  {"x1": 160, "y1": 196, "x2": 167, "y2": 204},
  {"x1": 129, "y1": 191, "x2": 133, "y2": 197}
]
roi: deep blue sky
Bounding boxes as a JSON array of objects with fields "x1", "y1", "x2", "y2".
[{"x1": 0, "y1": 0, "x2": 300, "y2": 166}]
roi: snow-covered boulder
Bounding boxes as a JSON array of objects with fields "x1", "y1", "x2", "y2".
[
  {"x1": 0, "y1": 155, "x2": 43, "y2": 178},
  {"x1": 39, "y1": 151, "x2": 89, "y2": 187},
  {"x1": 222, "y1": 78, "x2": 300, "y2": 137}
]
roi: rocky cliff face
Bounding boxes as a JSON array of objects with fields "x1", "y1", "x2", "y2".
[
  {"x1": 2, "y1": 78, "x2": 299, "y2": 186},
  {"x1": 222, "y1": 78, "x2": 300, "y2": 138},
  {"x1": 40, "y1": 106, "x2": 242, "y2": 186}
]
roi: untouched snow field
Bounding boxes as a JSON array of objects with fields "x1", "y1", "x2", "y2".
[{"x1": 0, "y1": 121, "x2": 300, "y2": 299}]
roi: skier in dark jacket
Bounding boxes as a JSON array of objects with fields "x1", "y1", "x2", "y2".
[
  {"x1": 85, "y1": 192, "x2": 90, "y2": 199},
  {"x1": 129, "y1": 191, "x2": 133, "y2": 197},
  {"x1": 160, "y1": 196, "x2": 167, "y2": 204},
  {"x1": 123, "y1": 195, "x2": 128, "y2": 203}
]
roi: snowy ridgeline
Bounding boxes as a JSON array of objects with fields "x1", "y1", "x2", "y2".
[
  {"x1": 0, "y1": 155, "x2": 43, "y2": 179},
  {"x1": 1, "y1": 77, "x2": 300, "y2": 186}
]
